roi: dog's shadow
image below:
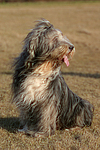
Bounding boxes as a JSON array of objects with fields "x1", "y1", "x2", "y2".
[
  {"x1": 0, "y1": 117, "x2": 20, "y2": 133},
  {"x1": 62, "y1": 72, "x2": 100, "y2": 79}
]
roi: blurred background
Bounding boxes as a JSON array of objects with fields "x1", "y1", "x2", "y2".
[
  {"x1": 0, "y1": 0, "x2": 99, "y2": 2},
  {"x1": 0, "y1": 1, "x2": 100, "y2": 150}
]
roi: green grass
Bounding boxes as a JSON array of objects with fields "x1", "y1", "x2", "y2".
[{"x1": 0, "y1": 0, "x2": 100, "y2": 7}]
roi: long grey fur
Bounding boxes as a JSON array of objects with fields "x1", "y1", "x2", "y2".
[{"x1": 12, "y1": 19, "x2": 94, "y2": 137}]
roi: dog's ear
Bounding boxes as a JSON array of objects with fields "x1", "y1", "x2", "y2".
[
  {"x1": 23, "y1": 30, "x2": 37, "y2": 59},
  {"x1": 22, "y1": 19, "x2": 54, "y2": 60}
]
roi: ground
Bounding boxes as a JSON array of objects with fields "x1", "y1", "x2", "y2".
[{"x1": 0, "y1": 1, "x2": 100, "y2": 150}]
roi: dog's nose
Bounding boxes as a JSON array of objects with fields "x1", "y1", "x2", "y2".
[{"x1": 69, "y1": 46, "x2": 74, "y2": 51}]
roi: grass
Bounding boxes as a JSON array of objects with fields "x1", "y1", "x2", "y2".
[{"x1": 0, "y1": 1, "x2": 100, "y2": 150}]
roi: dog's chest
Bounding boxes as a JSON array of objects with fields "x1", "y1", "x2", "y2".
[
  {"x1": 24, "y1": 75, "x2": 47, "y2": 94},
  {"x1": 22, "y1": 71, "x2": 60, "y2": 101}
]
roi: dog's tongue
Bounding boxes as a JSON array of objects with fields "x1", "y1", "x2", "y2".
[{"x1": 63, "y1": 55, "x2": 69, "y2": 67}]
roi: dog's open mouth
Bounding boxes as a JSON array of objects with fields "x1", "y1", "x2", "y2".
[
  {"x1": 59, "y1": 55, "x2": 69, "y2": 67},
  {"x1": 61, "y1": 47, "x2": 75, "y2": 67},
  {"x1": 63, "y1": 55, "x2": 69, "y2": 67}
]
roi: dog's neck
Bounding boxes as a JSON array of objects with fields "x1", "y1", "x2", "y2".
[
  {"x1": 33, "y1": 61, "x2": 61, "y2": 76},
  {"x1": 23, "y1": 61, "x2": 61, "y2": 98}
]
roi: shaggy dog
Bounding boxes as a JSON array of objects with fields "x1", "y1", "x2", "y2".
[{"x1": 12, "y1": 19, "x2": 93, "y2": 137}]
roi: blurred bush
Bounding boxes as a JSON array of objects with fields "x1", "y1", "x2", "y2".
[{"x1": 0, "y1": 0, "x2": 97, "y2": 3}]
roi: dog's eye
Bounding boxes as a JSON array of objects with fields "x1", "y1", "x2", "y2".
[{"x1": 44, "y1": 27, "x2": 48, "y2": 30}]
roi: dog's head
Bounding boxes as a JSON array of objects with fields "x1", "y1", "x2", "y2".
[{"x1": 23, "y1": 19, "x2": 75, "y2": 69}]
